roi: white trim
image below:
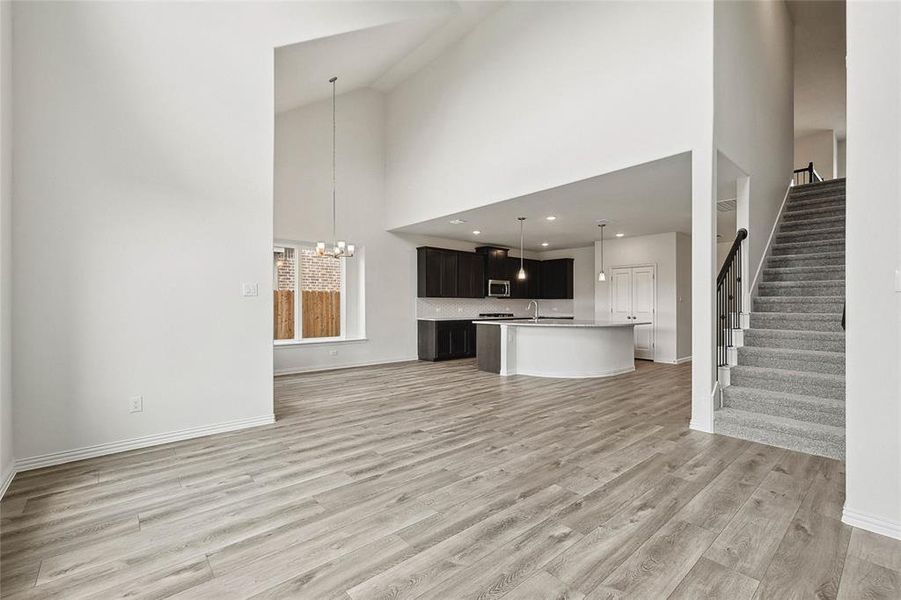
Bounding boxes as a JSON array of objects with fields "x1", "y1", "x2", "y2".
[
  {"x1": 690, "y1": 380, "x2": 718, "y2": 433},
  {"x1": 274, "y1": 356, "x2": 417, "y2": 377},
  {"x1": 503, "y1": 365, "x2": 636, "y2": 379},
  {"x1": 15, "y1": 414, "x2": 275, "y2": 473},
  {"x1": 749, "y1": 178, "x2": 794, "y2": 301},
  {"x1": 843, "y1": 506, "x2": 901, "y2": 540},
  {"x1": 0, "y1": 461, "x2": 16, "y2": 499},
  {"x1": 274, "y1": 337, "x2": 368, "y2": 347},
  {"x1": 674, "y1": 356, "x2": 692, "y2": 364}
]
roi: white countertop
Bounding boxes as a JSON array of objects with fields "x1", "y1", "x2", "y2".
[
  {"x1": 417, "y1": 315, "x2": 575, "y2": 321},
  {"x1": 472, "y1": 319, "x2": 651, "y2": 328}
]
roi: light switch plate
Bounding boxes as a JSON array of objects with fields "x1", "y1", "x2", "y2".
[{"x1": 242, "y1": 283, "x2": 259, "y2": 297}]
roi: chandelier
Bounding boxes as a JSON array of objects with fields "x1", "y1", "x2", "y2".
[{"x1": 316, "y1": 76, "x2": 354, "y2": 258}]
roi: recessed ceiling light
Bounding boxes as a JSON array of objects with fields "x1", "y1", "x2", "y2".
[
  {"x1": 545, "y1": 216, "x2": 557, "y2": 221},
  {"x1": 472, "y1": 230, "x2": 481, "y2": 235},
  {"x1": 615, "y1": 233, "x2": 625, "y2": 238},
  {"x1": 541, "y1": 242, "x2": 549, "y2": 247},
  {"x1": 449, "y1": 218, "x2": 466, "y2": 225}
]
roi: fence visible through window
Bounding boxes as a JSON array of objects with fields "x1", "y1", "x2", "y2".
[{"x1": 274, "y1": 245, "x2": 342, "y2": 340}]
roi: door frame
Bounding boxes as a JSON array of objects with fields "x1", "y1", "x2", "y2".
[{"x1": 608, "y1": 263, "x2": 657, "y2": 361}]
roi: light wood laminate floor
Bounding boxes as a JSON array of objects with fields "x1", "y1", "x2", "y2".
[{"x1": 2, "y1": 360, "x2": 899, "y2": 599}]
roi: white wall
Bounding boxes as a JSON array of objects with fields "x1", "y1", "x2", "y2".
[
  {"x1": 844, "y1": 1, "x2": 901, "y2": 540},
  {"x1": 714, "y1": 0, "x2": 794, "y2": 291},
  {"x1": 794, "y1": 129, "x2": 838, "y2": 179},
  {"x1": 10, "y1": 1, "x2": 450, "y2": 464},
  {"x1": 273, "y1": 89, "x2": 421, "y2": 375},
  {"x1": 384, "y1": 1, "x2": 714, "y2": 230},
  {"x1": 538, "y1": 246, "x2": 595, "y2": 320},
  {"x1": 716, "y1": 241, "x2": 732, "y2": 270},
  {"x1": 0, "y1": 0, "x2": 13, "y2": 488},
  {"x1": 594, "y1": 233, "x2": 691, "y2": 364}
]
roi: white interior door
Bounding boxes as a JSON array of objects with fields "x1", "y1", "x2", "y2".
[
  {"x1": 609, "y1": 267, "x2": 633, "y2": 321},
  {"x1": 609, "y1": 265, "x2": 656, "y2": 360},
  {"x1": 631, "y1": 266, "x2": 656, "y2": 360}
]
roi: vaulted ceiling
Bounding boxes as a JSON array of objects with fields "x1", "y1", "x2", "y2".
[{"x1": 274, "y1": 2, "x2": 504, "y2": 114}]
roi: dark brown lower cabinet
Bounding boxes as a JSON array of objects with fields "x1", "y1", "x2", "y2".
[{"x1": 418, "y1": 320, "x2": 477, "y2": 361}]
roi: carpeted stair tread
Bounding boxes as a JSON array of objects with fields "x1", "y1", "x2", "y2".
[
  {"x1": 744, "y1": 327, "x2": 845, "y2": 351},
  {"x1": 771, "y1": 239, "x2": 845, "y2": 256},
  {"x1": 730, "y1": 365, "x2": 844, "y2": 399},
  {"x1": 786, "y1": 192, "x2": 845, "y2": 208},
  {"x1": 753, "y1": 296, "x2": 843, "y2": 314},
  {"x1": 766, "y1": 251, "x2": 844, "y2": 268},
  {"x1": 737, "y1": 345, "x2": 845, "y2": 375},
  {"x1": 778, "y1": 215, "x2": 845, "y2": 232},
  {"x1": 748, "y1": 313, "x2": 846, "y2": 334},
  {"x1": 762, "y1": 266, "x2": 844, "y2": 282},
  {"x1": 721, "y1": 386, "x2": 844, "y2": 427},
  {"x1": 714, "y1": 408, "x2": 844, "y2": 460},
  {"x1": 757, "y1": 281, "x2": 844, "y2": 297},
  {"x1": 782, "y1": 205, "x2": 846, "y2": 221},
  {"x1": 776, "y1": 227, "x2": 845, "y2": 243}
]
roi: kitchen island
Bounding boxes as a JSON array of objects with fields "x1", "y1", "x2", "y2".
[{"x1": 474, "y1": 319, "x2": 650, "y2": 378}]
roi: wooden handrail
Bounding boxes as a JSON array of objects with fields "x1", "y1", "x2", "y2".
[
  {"x1": 717, "y1": 229, "x2": 748, "y2": 285},
  {"x1": 716, "y1": 228, "x2": 748, "y2": 376}
]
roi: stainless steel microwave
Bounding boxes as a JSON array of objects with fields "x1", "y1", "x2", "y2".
[{"x1": 487, "y1": 279, "x2": 511, "y2": 298}]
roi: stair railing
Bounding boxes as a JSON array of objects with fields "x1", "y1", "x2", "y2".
[
  {"x1": 716, "y1": 228, "x2": 748, "y2": 381},
  {"x1": 792, "y1": 161, "x2": 823, "y2": 186}
]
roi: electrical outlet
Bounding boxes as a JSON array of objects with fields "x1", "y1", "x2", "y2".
[
  {"x1": 329, "y1": 349, "x2": 338, "y2": 356},
  {"x1": 242, "y1": 283, "x2": 259, "y2": 297},
  {"x1": 129, "y1": 395, "x2": 143, "y2": 413}
]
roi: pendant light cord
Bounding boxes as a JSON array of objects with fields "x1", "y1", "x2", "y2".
[
  {"x1": 331, "y1": 76, "x2": 337, "y2": 245},
  {"x1": 517, "y1": 217, "x2": 526, "y2": 274},
  {"x1": 600, "y1": 224, "x2": 605, "y2": 273}
]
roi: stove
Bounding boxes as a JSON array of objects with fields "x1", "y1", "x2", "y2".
[{"x1": 478, "y1": 312, "x2": 515, "y2": 318}]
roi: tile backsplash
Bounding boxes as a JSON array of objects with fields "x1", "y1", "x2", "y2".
[{"x1": 416, "y1": 297, "x2": 574, "y2": 319}]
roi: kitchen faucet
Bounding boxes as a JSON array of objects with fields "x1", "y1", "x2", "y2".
[{"x1": 527, "y1": 300, "x2": 539, "y2": 322}]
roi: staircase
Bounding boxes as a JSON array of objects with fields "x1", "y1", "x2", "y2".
[{"x1": 715, "y1": 178, "x2": 846, "y2": 460}]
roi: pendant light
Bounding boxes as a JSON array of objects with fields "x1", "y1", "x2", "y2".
[
  {"x1": 315, "y1": 76, "x2": 355, "y2": 259},
  {"x1": 597, "y1": 223, "x2": 607, "y2": 282},
  {"x1": 516, "y1": 217, "x2": 527, "y2": 280}
]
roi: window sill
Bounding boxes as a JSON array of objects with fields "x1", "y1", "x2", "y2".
[{"x1": 274, "y1": 337, "x2": 368, "y2": 348}]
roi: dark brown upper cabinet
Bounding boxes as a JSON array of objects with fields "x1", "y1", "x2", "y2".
[
  {"x1": 475, "y1": 246, "x2": 509, "y2": 281},
  {"x1": 456, "y1": 251, "x2": 485, "y2": 299},
  {"x1": 505, "y1": 256, "x2": 541, "y2": 299},
  {"x1": 539, "y1": 258, "x2": 574, "y2": 299},
  {"x1": 417, "y1": 247, "x2": 484, "y2": 298},
  {"x1": 418, "y1": 246, "x2": 573, "y2": 300}
]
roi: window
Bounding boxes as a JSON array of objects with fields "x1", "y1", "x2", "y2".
[{"x1": 273, "y1": 242, "x2": 349, "y2": 342}]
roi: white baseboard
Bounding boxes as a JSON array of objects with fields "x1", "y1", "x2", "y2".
[
  {"x1": 15, "y1": 414, "x2": 275, "y2": 473},
  {"x1": 0, "y1": 460, "x2": 16, "y2": 499},
  {"x1": 690, "y1": 381, "x2": 719, "y2": 433},
  {"x1": 689, "y1": 419, "x2": 713, "y2": 434},
  {"x1": 274, "y1": 356, "x2": 418, "y2": 377},
  {"x1": 843, "y1": 506, "x2": 901, "y2": 540},
  {"x1": 749, "y1": 178, "x2": 794, "y2": 299},
  {"x1": 675, "y1": 356, "x2": 692, "y2": 364}
]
